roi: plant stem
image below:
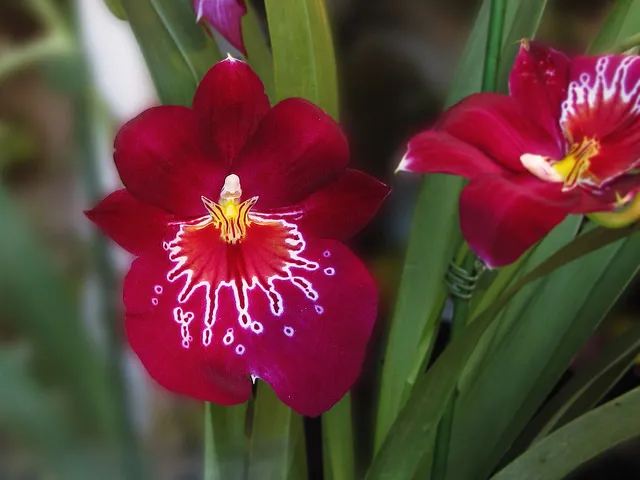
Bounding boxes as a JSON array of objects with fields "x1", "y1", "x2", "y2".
[
  {"x1": 430, "y1": 251, "x2": 477, "y2": 480},
  {"x1": 204, "y1": 402, "x2": 215, "y2": 480},
  {"x1": 481, "y1": 0, "x2": 508, "y2": 93},
  {"x1": 322, "y1": 394, "x2": 356, "y2": 480}
]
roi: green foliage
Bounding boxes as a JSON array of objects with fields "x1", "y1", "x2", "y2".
[
  {"x1": 122, "y1": 0, "x2": 221, "y2": 105},
  {"x1": 491, "y1": 387, "x2": 640, "y2": 480}
]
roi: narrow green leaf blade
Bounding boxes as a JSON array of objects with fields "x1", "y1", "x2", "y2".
[
  {"x1": 264, "y1": 0, "x2": 338, "y2": 117},
  {"x1": 491, "y1": 387, "x2": 640, "y2": 480},
  {"x1": 507, "y1": 322, "x2": 640, "y2": 460},
  {"x1": 447, "y1": 231, "x2": 640, "y2": 480},
  {"x1": 588, "y1": 0, "x2": 640, "y2": 54},
  {"x1": 122, "y1": 0, "x2": 221, "y2": 105},
  {"x1": 248, "y1": 384, "x2": 300, "y2": 480}
]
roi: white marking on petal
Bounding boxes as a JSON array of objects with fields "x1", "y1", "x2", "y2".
[
  {"x1": 235, "y1": 344, "x2": 245, "y2": 355},
  {"x1": 223, "y1": 328, "x2": 234, "y2": 346},
  {"x1": 283, "y1": 326, "x2": 294, "y2": 337},
  {"x1": 314, "y1": 305, "x2": 324, "y2": 315},
  {"x1": 324, "y1": 267, "x2": 336, "y2": 276}
]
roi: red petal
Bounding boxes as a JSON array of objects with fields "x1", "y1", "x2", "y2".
[
  {"x1": 562, "y1": 54, "x2": 640, "y2": 182},
  {"x1": 123, "y1": 213, "x2": 377, "y2": 416},
  {"x1": 398, "y1": 130, "x2": 505, "y2": 178},
  {"x1": 440, "y1": 93, "x2": 561, "y2": 172},
  {"x1": 460, "y1": 174, "x2": 575, "y2": 267},
  {"x1": 193, "y1": 58, "x2": 270, "y2": 166},
  {"x1": 249, "y1": 239, "x2": 377, "y2": 416},
  {"x1": 193, "y1": 0, "x2": 247, "y2": 55},
  {"x1": 509, "y1": 40, "x2": 570, "y2": 149},
  {"x1": 125, "y1": 254, "x2": 252, "y2": 405},
  {"x1": 114, "y1": 106, "x2": 225, "y2": 217},
  {"x1": 85, "y1": 189, "x2": 173, "y2": 256},
  {"x1": 234, "y1": 98, "x2": 349, "y2": 209},
  {"x1": 266, "y1": 169, "x2": 390, "y2": 241}
]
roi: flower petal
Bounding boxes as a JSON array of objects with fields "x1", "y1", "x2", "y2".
[
  {"x1": 509, "y1": 40, "x2": 570, "y2": 148},
  {"x1": 114, "y1": 106, "x2": 225, "y2": 216},
  {"x1": 125, "y1": 254, "x2": 252, "y2": 405},
  {"x1": 234, "y1": 98, "x2": 349, "y2": 209},
  {"x1": 266, "y1": 169, "x2": 390, "y2": 241},
  {"x1": 397, "y1": 130, "x2": 505, "y2": 178},
  {"x1": 85, "y1": 189, "x2": 174, "y2": 256},
  {"x1": 194, "y1": 0, "x2": 247, "y2": 55},
  {"x1": 193, "y1": 58, "x2": 271, "y2": 166},
  {"x1": 440, "y1": 93, "x2": 561, "y2": 171},
  {"x1": 561, "y1": 54, "x2": 640, "y2": 182},
  {"x1": 123, "y1": 213, "x2": 377, "y2": 416},
  {"x1": 460, "y1": 174, "x2": 575, "y2": 267},
  {"x1": 249, "y1": 239, "x2": 377, "y2": 416}
]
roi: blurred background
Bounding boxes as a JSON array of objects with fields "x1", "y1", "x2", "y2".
[{"x1": 0, "y1": 0, "x2": 639, "y2": 478}]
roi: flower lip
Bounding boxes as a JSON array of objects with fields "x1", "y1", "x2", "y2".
[{"x1": 520, "y1": 137, "x2": 602, "y2": 192}]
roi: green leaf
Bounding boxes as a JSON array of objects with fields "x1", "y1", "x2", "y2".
[
  {"x1": 263, "y1": 0, "x2": 338, "y2": 117},
  {"x1": 490, "y1": 386, "x2": 640, "y2": 480},
  {"x1": 247, "y1": 384, "x2": 302, "y2": 480},
  {"x1": 104, "y1": 0, "x2": 127, "y2": 20},
  {"x1": 446, "y1": 228, "x2": 640, "y2": 480},
  {"x1": 374, "y1": 175, "x2": 463, "y2": 451},
  {"x1": 459, "y1": 217, "x2": 581, "y2": 398},
  {"x1": 323, "y1": 395, "x2": 356, "y2": 480},
  {"x1": 204, "y1": 402, "x2": 247, "y2": 480},
  {"x1": 242, "y1": 4, "x2": 275, "y2": 102},
  {"x1": 506, "y1": 321, "x2": 640, "y2": 463},
  {"x1": 122, "y1": 0, "x2": 221, "y2": 106},
  {"x1": 588, "y1": 0, "x2": 640, "y2": 54},
  {"x1": 367, "y1": 287, "x2": 507, "y2": 479}
]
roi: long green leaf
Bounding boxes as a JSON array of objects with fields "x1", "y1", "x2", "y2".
[
  {"x1": 376, "y1": 0, "x2": 493, "y2": 450},
  {"x1": 247, "y1": 384, "x2": 302, "y2": 480},
  {"x1": 242, "y1": 4, "x2": 274, "y2": 102},
  {"x1": 491, "y1": 386, "x2": 640, "y2": 480},
  {"x1": 588, "y1": 0, "x2": 640, "y2": 54},
  {"x1": 122, "y1": 0, "x2": 221, "y2": 105},
  {"x1": 446, "y1": 230, "x2": 640, "y2": 480},
  {"x1": 506, "y1": 321, "x2": 640, "y2": 463},
  {"x1": 205, "y1": 402, "x2": 247, "y2": 480},
  {"x1": 263, "y1": 0, "x2": 338, "y2": 117}
]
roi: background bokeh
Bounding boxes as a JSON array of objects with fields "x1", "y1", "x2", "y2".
[{"x1": 0, "y1": 0, "x2": 638, "y2": 478}]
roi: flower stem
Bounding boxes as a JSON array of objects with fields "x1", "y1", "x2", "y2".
[
  {"x1": 322, "y1": 394, "x2": 356, "y2": 479},
  {"x1": 204, "y1": 402, "x2": 215, "y2": 480},
  {"x1": 481, "y1": 0, "x2": 508, "y2": 93},
  {"x1": 430, "y1": 251, "x2": 477, "y2": 480}
]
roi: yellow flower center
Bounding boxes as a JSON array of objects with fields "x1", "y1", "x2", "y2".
[
  {"x1": 201, "y1": 174, "x2": 257, "y2": 244},
  {"x1": 551, "y1": 138, "x2": 600, "y2": 190},
  {"x1": 520, "y1": 137, "x2": 601, "y2": 191}
]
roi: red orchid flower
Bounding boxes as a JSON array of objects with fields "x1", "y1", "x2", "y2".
[
  {"x1": 193, "y1": 0, "x2": 247, "y2": 55},
  {"x1": 398, "y1": 40, "x2": 640, "y2": 267},
  {"x1": 86, "y1": 57, "x2": 389, "y2": 416}
]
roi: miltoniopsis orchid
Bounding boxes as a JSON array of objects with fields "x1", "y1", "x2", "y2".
[
  {"x1": 398, "y1": 40, "x2": 640, "y2": 267},
  {"x1": 87, "y1": 57, "x2": 389, "y2": 416},
  {"x1": 193, "y1": 0, "x2": 247, "y2": 55}
]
